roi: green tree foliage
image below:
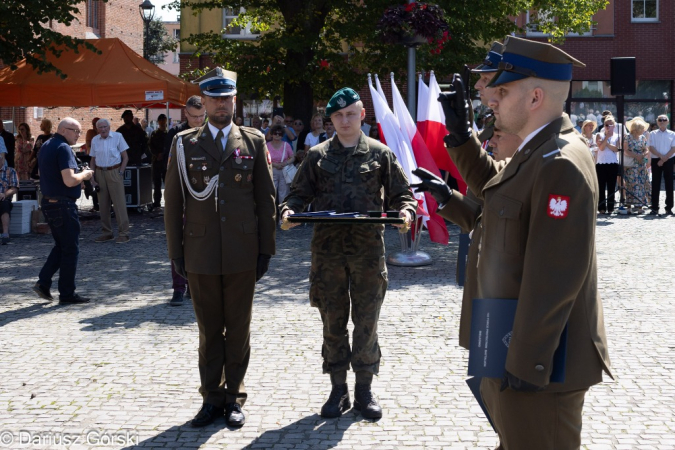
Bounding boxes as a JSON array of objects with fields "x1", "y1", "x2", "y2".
[
  {"x1": 0, "y1": 0, "x2": 103, "y2": 79},
  {"x1": 146, "y1": 18, "x2": 179, "y2": 64},
  {"x1": 179, "y1": 0, "x2": 608, "y2": 121}
]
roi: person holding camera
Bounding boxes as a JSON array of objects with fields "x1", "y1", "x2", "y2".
[
  {"x1": 89, "y1": 118, "x2": 130, "y2": 243},
  {"x1": 33, "y1": 118, "x2": 94, "y2": 304}
]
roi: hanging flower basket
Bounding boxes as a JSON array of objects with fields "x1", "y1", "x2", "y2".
[{"x1": 376, "y1": 2, "x2": 451, "y2": 53}]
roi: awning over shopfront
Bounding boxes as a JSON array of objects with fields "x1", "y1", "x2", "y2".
[{"x1": 0, "y1": 38, "x2": 200, "y2": 109}]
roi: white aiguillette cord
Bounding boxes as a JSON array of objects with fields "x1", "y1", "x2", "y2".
[{"x1": 176, "y1": 136, "x2": 220, "y2": 210}]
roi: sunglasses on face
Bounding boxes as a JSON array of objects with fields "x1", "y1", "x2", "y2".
[
  {"x1": 658, "y1": 118, "x2": 668, "y2": 122},
  {"x1": 273, "y1": 132, "x2": 283, "y2": 136}
]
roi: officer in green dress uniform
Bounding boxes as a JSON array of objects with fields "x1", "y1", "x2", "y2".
[
  {"x1": 279, "y1": 88, "x2": 417, "y2": 420},
  {"x1": 164, "y1": 68, "x2": 276, "y2": 428},
  {"x1": 438, "y1": 36, "x2": 613, "y2": 449}
]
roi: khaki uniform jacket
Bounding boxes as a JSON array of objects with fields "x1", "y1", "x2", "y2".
[
  {"x1": 164, "y1": 124, "x2": 276, "y2": 275},
  {"x1": 447, "y1": 114, "x2": 612, "y2": 392},
  {"x1": 280, "y1": 132, "x2": 417, "y2": 256}
]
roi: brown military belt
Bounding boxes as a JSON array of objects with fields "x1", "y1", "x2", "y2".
[{"x1": 96, "y1": 163, "x2": 121, "y2": 171}]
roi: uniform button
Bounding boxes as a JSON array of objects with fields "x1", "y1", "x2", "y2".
[
  {"x1": 525, "y1": 149, "x2": 531, "y2": 154},
  {"x1": 189, "y1": 231, "x2": 193, "y2": 236},
  {"x1": 220, "y1": 200, "x2": 225, "y2": 205},
  {"x1": 535, "y1": 365, "x2": 544, "y2": 372},
  {"x1": 221, "y1": 217, "x2": 226, "y2": 222},
  {"x1": 499, "y1": 209, "x2": 504, "y2": 216},
  {"x1": 219, "y1": 182, "x2": 224, "y2": 187},
  {"x1": 220, "y1": 167, "x2": 224, "y2": 171}
]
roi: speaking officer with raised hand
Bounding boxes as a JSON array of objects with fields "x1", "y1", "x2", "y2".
[
  {"x1": 438, "y1": 36, "x2": 613, "y2": 449},
  {"x1": 280, "y1": 88, "x2": 416, "y2": 420},
  {"x1": 164, "y1": 67, "x2": 276, "y2": 429}
]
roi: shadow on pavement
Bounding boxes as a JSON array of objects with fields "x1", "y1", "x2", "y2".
[
  {"x1": 0, "y1": 301, "x2": 56, "y2": 328},
  {"x1": 122, "y1": 423, "x2": 216, "y2": 449},
  {"x1": 79, "y1": 302, "x2": 195, "y2": 331},
  {"x1": 243, "y1": 413, "x2": 359, "y2": 450}
]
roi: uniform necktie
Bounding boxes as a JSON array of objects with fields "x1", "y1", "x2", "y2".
[{"x1": 216, "y1": 130, "x2": 224, "y2": 153}]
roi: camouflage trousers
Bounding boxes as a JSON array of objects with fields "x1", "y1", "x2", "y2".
[{"x1": 309, "y1": 252, "x2": 388, "y2": 375}]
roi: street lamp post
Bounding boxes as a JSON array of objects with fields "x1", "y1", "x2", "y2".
[
  {"x1": 139, "y1": 0, "x2": 156, "y2": 61},
  {"x1": 139, "y1": 0, "x2": 155, "y2": 126}
]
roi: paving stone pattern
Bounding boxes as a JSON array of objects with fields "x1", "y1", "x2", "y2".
[{"x1": 0, "y1": 199, "x2": 673, "y2": 449}]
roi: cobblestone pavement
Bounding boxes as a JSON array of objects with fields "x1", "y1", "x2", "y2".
[{"x1": 0, "y1": 198, "x2": 673, "y2": 449}]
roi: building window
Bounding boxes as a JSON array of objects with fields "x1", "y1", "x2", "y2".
[
  {"x1": 632, "y1": 0, "x2": 658, "y2": 22},
  {"x1": 86, "y1": 0, "x2": 100, "y2": 29},
  {"x1": 174, "y1": 29, "x2": 180, "y2": 40},
  {"x1": 223, "y1": 7, "x2": 258, "y2": 40},
  {"x1": 173, "y1": 52, "x2": 179, "y2": 64}
]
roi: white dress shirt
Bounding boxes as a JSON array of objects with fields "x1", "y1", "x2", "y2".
[
  {"x1": 649, "y1": 128, "x2": 675, "y2": 158},
  {"x1": 90, "y1": 131, "x2": 129, "y2": 167},
  {"x1": 207, "y1": 122, "x2": 232, "y2": 150}
]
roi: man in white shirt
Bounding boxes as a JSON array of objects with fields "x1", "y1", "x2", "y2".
[
  {"x1": 90, "y1": 118, "x2": 131, "y2": 243},
  {"x1": 648, "y1": 115, "x2": 675, "y2": 215}
]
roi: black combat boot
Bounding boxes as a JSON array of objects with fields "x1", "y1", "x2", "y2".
[
  {"x1": 320, "y1": 384, "x2": 350, "y2": 418},
  {"x1": 353, "y1": 383, "x2": 382, "y2": 419}
]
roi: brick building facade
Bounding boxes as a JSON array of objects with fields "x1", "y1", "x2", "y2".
[
  {"x1": 518, "y1": 0, "x2": 673, "y2": 128},
  {"x1": 1, "y1": 0, "x2": 144, "y2": 144}
]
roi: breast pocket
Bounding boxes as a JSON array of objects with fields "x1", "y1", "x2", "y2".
[
  {"x1": 230, "y1": 160, "x2": 254, "y2": 188},
  {"x1": 359, "y1": 161, "x2": 381, "y2": 194},
  {"x1": 187, "y1": 161, "x2": 212, "y2": 190},
  {"x1": 486, "y1": 194, "x2": 522, "y2": 255}
]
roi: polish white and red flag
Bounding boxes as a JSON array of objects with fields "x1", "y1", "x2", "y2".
[
  {"x1": 367, "y1": 74, "x2": 418, "y2": 186},
  {"x1": 418, "y1": 71, "x2": 467, "y2": 194},
  {"x1": 390, "y1": 73, "x2": 449, "y2": 245}
]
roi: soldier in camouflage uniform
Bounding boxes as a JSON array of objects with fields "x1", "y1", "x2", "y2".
[{"x1": 280, "y1": 87, "x2": 417, "y2": 420}]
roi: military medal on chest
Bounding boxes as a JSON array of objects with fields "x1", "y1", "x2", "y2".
[
  {"x1": 235, "y1": 148, "x2": 242, "y2": 165},
  {"x1": 235, "y1": 173, "x2": 242, "y2": 182}
]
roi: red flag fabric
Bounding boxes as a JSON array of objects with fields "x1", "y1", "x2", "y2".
[
  {"x1": 391, "y1": 74, "x2": 449, "y2": 245},
  {"x1": 420, "y1": 72, "x2": 467, "y2": 194}
]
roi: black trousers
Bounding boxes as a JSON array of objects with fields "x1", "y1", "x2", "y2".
[
  {"x1": 651, "y1": 157, "x2": 674, "y2": 212},
  {"x1": 595, "y1": 163, "x2": 618, "y2": 212},
  {"x1": 152, "y1": 161, "x2": 166, "y2": 207}
]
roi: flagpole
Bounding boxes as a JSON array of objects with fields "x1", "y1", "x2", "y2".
[{"x1": 407, "y1": 0, "x2": 416, "y2": 121}]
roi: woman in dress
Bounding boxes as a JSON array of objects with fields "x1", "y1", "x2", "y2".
[
  {"x1": 595, "y1": 116, "x2": 620, "y2": 214},
  {"x1": 623, "y1": 117, "x2": 651, "y2": 214},
  {"x1": 29, "y1": 119, "x2": 54, "y2": 179},
  {"x1": 14, "y1": 123, "x2": 34, "y2": 180},
  {"x1": 304, "y1": 114, "x2": 327, "y2": 152},
  {"x1": 267, "y1": 124, "x2": 295, "y2": 206}
]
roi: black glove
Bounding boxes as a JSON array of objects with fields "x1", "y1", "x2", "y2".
[
  {"x1": 256, "y1": 254, "x2": 272, "y2": 282},
  {"x1": 410, "y1": 168, "x2": 452, "y2": 205},
  {"x1": 172, "y1": 257, "x2": 187, "y2": 280},
  {"x1": 438, "y1": 74, "x2": 472, "y2": 147},
  {"x1": 500, "y1": 371, "x2": 547, "y2": 393}
]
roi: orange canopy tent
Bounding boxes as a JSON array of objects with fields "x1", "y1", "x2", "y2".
[{"x1": 0, "y1": 38, "x2": 200, "y2": 108}]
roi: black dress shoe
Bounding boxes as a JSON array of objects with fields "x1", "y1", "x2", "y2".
[
  {"x1": 191, "y1": 403, "x2": 224, "y2": 428},
  {"x1": 353, "y1": 383, "x2": 382, "y2": 419},
  {"x1": 32, "y1": 282, "x2": 53, "y2": 300},
  {"x1": 225, "y1": 402, "x2": 245, "y2": 428},
  {"x1": 59, "y1": 293, "x2": 91, "y2": 304},
  {"x1": 169, "y1": 290, "x2": 184, "y2": 306},
  {"x1": 320, "y1": 383, "x2": 350, "y2": 418}
]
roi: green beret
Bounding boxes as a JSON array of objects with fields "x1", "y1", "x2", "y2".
[{"x1": 325, "y1": 87, "x2": 360, "y2": 117}]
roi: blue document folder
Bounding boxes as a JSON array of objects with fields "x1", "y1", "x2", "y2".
[
  {"x1": 468, "y1": 298, "x2": 567, "y2": 383},
  {"x1": 465, "y1": 376, "x2": 495, "y2": 431}
]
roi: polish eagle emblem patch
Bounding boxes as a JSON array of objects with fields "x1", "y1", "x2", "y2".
[{"x1": 548, "y1": 195, "x2": 569, "y2": 219}]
